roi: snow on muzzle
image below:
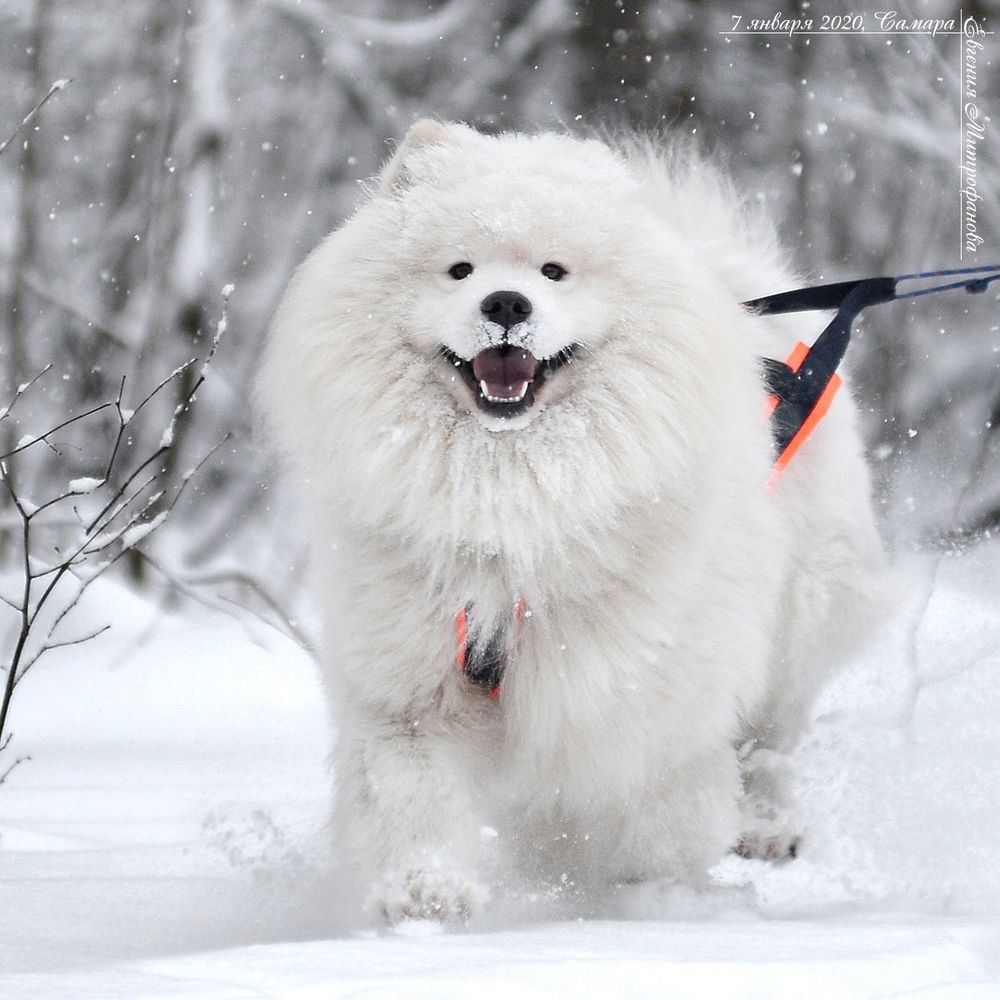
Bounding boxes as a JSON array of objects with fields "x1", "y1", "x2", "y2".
[{"x1": 472, "y1": 346, "x2": 538, "y2": 404}]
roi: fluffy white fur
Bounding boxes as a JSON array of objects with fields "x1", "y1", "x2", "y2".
[{"x1": 257, "y1": 121, "x2": 884, "y2": 924}]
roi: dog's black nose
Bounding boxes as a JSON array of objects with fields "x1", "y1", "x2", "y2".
[{"x1": 480, "y1": 290, "x2": 532, "y2": 330}]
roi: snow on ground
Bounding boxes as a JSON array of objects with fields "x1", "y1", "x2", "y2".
[{"x1": 1, "y1": 547, "x2": 1000, "y2": 998}]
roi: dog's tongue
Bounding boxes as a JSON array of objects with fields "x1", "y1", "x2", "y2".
[{"x1": 472, "y1": 347, "x2": 538, "y2": 399}]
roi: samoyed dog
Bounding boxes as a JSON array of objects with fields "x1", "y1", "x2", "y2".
[{"x1": 257, "y1": 120, "x2": 884, "y2": 923}]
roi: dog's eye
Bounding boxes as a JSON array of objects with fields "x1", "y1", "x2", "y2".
[
  {"x1": 541, "y1": 262, "x2": 567, "y2": 282},
  {"x1": 448, "y1": 262, "x2": 474, "y2": 280}
]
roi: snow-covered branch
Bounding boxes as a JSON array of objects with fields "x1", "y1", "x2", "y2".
[
  {"x1": 0, "y1": 286, "x2": 232, "y2": 778},
  {"x1": 0, "y1": 78, "x2": 69, "y2": 157}
]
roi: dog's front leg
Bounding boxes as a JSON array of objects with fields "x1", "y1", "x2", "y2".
[
  {"x1": 610, "y1": 744, "x2": 743, "y2": 884},
  {"x1": 335, "y1": 705, "x2": 488, "y2": 925}
]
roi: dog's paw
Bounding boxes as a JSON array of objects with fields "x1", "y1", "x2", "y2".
[
  {"x1": 370, "y1": 866, "x2": 488, "y2": 926},
  {"x1": 734, "y1": 830, "x2": 800, "y2": 862}
]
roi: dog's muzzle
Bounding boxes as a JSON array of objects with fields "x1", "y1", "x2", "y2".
[{"x1": 440, "y1": 343, "x2": 578, "y2": 418}]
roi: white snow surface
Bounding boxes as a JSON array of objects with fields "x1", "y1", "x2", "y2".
[{"x1": 2, "y1": 546, "x2": 1000, "y2": 998}]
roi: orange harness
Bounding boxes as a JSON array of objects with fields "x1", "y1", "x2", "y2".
[{"x1": 765, "y1": 340, "x2": 842, "y2": 489}]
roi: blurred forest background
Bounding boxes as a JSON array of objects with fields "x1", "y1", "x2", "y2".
[{"x1": 1, "y1": 0, "x2": 999, "y2": 609}]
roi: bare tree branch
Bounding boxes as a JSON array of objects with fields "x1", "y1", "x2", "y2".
[
  {"x1": 134, "y1": 551, "x2": 314, "y2": 655},
  {"x1": 0, "y1": 401, "x2": 115, "y2": 463},
  {"x1": 20, "y1": 273, "x2": 129, "y2": 350},
  {"x1": 0, "y1": 754, "x2": 31, "y2": 789},
  {"x1": 0, "y1": 365, "x2": 52, "y2": 424},
  {"x1": 19, "y1": 625, "x2": 111, "y2": 676},
  {"x1": 0, "y1": 78, "x2": 69, "y2": 158},
  {"x1": 0, "y1": 286, "x2": 232, "y2": 779}
]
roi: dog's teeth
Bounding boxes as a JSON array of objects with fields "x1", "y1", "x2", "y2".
[{"x1": 479, "y1": 380, "x2": 529, "y2": 404}]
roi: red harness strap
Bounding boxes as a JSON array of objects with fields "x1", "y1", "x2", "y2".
[{"x1": 454, "y1": 606, "x2": 469, "y2": 671}]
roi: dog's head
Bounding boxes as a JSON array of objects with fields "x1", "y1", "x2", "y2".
[
  {"x1": 375, "y1": 120, "x2": 664, "y2": 431},
  {"x1": 262, "y1": 122, "x2": 780, "y2": 552}
]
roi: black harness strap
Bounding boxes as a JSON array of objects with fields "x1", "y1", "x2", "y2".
[
  {"x1": 462, "y1": 619, "x2": 506, "y2": 695},
  {"x1": 456, "y1": 601, "x2": 523, "y2": 698}
]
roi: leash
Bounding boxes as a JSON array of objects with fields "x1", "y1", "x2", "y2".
[
  {"x1": 456, "y1": 264, "x2": 1000, "y2": 694},
  {"x1": 749, "y1": 265, "x2": 1000, "y2": 486}
]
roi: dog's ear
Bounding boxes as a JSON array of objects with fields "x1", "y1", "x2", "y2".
[{"x1": 378, "y1": 119, "x2": 452, "y2": 194}]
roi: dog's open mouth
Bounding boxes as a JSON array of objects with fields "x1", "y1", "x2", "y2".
[{"x1": 440, "y1": 344, "x2": 577, "y2": 417}]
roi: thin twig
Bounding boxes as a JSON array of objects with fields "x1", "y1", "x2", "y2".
[
  {"x1": 130, "y1": 358, "x2": 197, "y2": 423},
  {"x1": 0, "y1": 285, "x2": 231, "y2": 764},
  {"x1": 0, "y1": 364, "x2": 52, "y2": 424},
  {"x1": 83, "y1": 450, "x2": 167, "y2": 536},
  {"x1": 135, "y1": 551, "x2": 313, "y2": 654},
  {"x1": 20, "y1": 272, "x2": 128, "y2": 349},
  {"x1": 0, "y1": 471, "x2": 32, "y2": 744},
  {"x1": 101, "y1": 375, "x2": 129, "y2": 482},
  {"x1": 0, "y1": 79, "x2": 70, "y2": 158},
  {"x1": 173, "y1": 433, "x2": 231, "y2": 507},
  {"x1": 19, "y1": 624, "x2": 111, "y2": 676},
  {"x1": 179, "y1": 566, "x2": 314, "y2": 653},
  {"x1": 0, "y1": 400, "x2": 114, "y2": 462},
  {"x1": 0, "y1": 755, "x2": 30, "y2": 788}
]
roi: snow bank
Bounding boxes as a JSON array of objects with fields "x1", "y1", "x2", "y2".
[
  {"x1": 712, "y1": 544, "x2": 1000, "y2": 919},
  {"x1": 1, "y1": 545, "x2": 999, "y2": 996}
]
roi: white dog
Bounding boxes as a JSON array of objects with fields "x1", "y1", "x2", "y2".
[{"x1": 257, "y1": 121, "x2": 884, "y2": 923}]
